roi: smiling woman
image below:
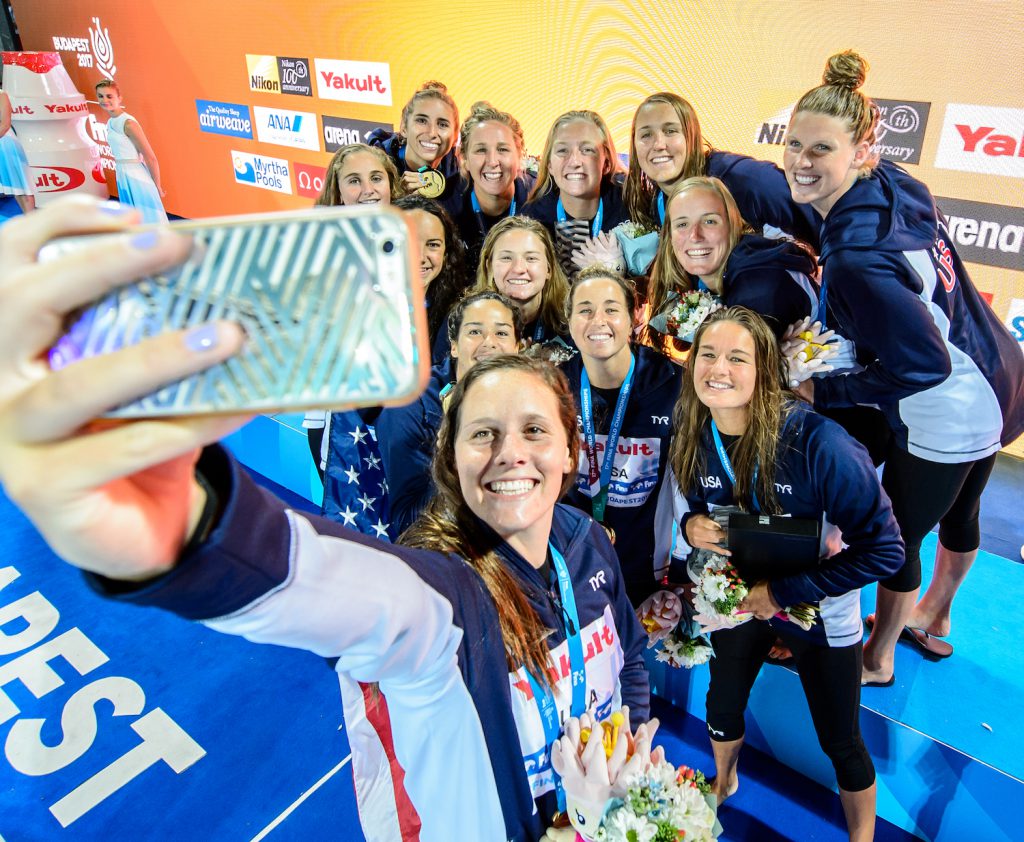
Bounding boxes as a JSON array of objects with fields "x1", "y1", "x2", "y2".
[{"x1": 0, "y1": 200, "x2": 650, "y2": 840}]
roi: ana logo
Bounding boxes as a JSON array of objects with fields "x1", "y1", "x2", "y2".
[
  {"x1": 322, "y1": 115, "x2": 393, "y2": 153},
  {"x1": 246, "y1": 54, "x2": 280, "y2": 93},
  {"x1": 294, "y1": 161, "x2": 327, "y2": 199},
  {"x1": 32, "y1": 166, "x2": 86, "y2": 193},
  {"x1": 88, "y1": 17, "x2": 116, "y2": 79},
  {"x1": 936, "y1": 196, "x2": 1023, "y2": 273},
  {"x1": 231, "y1": 151, "x2": 292, "y2": 194},
  {"x1": 934, "y1": 104, "x2": 1024, "y2": 178},
  {"x1": 253, "y1": 106, "x2": 320, "y2": 151},
  {"x1": 196, "y1": 100, "x2": 253, "y2": 139},
  {"x1": 755, "y1": 99, "x2": 931, "y2": 164},
  {"x1": 314, "y1": 58, "x2": 392, "y2": 106},
  {"x1": 276, "y1": 56, "x2": 311, "y2": 97}
]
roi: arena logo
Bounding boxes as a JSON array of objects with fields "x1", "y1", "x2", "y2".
[
  {"x1": 294, "y1": 161, "x2": 328, "y2": 199},
  {"x1": 253, "y1": 106, "x2": 320, "y2": 151},
  {"x1": 755, "y1": 98, "x2": 931, "y2": 164},
  {"x1": 934, "y1": 104, "x2": 1024, "y2": 179},
  {"x1": 246, "y1": 54, "x2": 280, "y2": 93},
  {"x1": 936, "y1": 196, "x2": 1024, "y2": 273},
  {"x1": 195, "y1": 100, "x2": 253, "y2": 139},
  {"x1": 313, "y1": 58, "x2": 392, "y2": 106},
  {"x1": 322, "y1": 115, "x2": 394, "y2": 153},
  {"x1": 277, "y1": 57, "x2": 312, "y2": 97},
  {"x1": 50, "y1": 16, "x2": 117, "y2": 77},
  {"x1": 232, "y1": 151, "x2": 292, "y2": 194}
]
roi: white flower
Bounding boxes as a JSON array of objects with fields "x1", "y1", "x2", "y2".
[{"x1": 602, "y1": 806, "x2": 658, "y2": 841}]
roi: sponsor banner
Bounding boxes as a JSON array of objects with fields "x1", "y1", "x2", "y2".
[
  {"x1": 322, "y1": 115, "x2": 394, "y2": 152},
  {"x1": 32, "y1": 164, "x2": 88, "y2": 193},
  {"x1": 294, "y1": 161, "x2": 327, "y2": 199},
  {"x1": 936, "y1": 196, "x2": 1024, "y2": 273},
  {"x1": 573, "y1": 434, "x2": 661, "y2": 508},
  {"x1": 195, "y1": 99, "x2": 253, "y2": 139},
  {"x1": 934, "y1": 104, "x2": 1024, "y2": 178},
  {"x1": 253, "y1": 106, "x2": 320, "y2": 151},
  {"x1": 232, "y1": 150, "x2": 292, "y2": 193},
  {"x1": 1006, "y1": 298, "x2": 1024, "y2": 352},
  {"x1": 50, "y1": 15, "x2": 117, "y2": 77},
  {"x1": 314, "y1": 58, "x2": 392, "y2": 106},
  {"x1": 755, "y1": 98, "x2": 931, "y2": 165},
  {"x1": 246, "y1": 53, "x2": 280, "y2": 93},
  {"x1": 277, "y1": 56, "x2": 311, "y2": 96}
]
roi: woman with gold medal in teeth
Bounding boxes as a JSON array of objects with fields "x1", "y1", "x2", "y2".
[{"x1": 367, "y1": 80, "x2": 463, "y2": 205}]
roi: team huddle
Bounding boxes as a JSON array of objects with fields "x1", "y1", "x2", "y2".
[{"x1": 0, "y1": 50, "x2": 1021, "y2": 842}]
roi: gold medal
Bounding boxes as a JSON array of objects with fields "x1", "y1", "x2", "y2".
[{"x1": 417, "y1": 168, "x2": 445, "y2": 199}]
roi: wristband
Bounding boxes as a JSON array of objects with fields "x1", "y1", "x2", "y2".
[{"x1": 179, "y1": 469, "x2": 222, "y2": 559}]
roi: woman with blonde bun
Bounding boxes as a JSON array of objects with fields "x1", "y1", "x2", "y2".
[{"x1": 782, "y1": 51, "x2": 1023, "y2": 686}]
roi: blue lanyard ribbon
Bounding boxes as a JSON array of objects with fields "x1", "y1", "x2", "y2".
[
  {"x1": 525, "y1": 542, "x2": 587, "y2": 811},
  {"x1": 657, "y1": 191, "x2": 666, "y2": 226},
  {"x1": 817, "y1": 279, "x2": 829, "y2": 331},
  {"x1": 471, "y1": 188, "x2": 517, "y2": 221},
  {"x1": 710, "y1": 419, "x2": 760, "y2": 513},
  {"x1": 580, "y1": 354, "x2": 636, "y2": 522},
  {"x1": 556, "y1": 197, "x2": 603, "y2": 238}
]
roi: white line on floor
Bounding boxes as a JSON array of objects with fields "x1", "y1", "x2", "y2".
[{"x1": 250, "y1": 753, "x2": 354, "y2": 841}]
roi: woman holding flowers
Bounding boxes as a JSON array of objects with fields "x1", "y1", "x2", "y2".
[
  {"x1": 0, "y1": 196, "x2": 650, "y2": 840},
  {"x1": 643, "y1": 176, "x2": 819, "y2": 357},
  {"x1": 672, "y1": 306, "x2": 903, "y2": 842}
]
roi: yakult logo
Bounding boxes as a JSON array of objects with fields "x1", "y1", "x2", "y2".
[
  {"x1": 934, "y1": 105, "x2": 1024, "y2": 178},
  {"x1": 314, "y1": 59, "x2": 392, "y2": 106},
  {"x1": 32, "y1": 166, "x2": 86, "y2": 193}
]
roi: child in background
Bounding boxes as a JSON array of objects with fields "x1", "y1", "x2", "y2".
[{"x1": 95, "y1": 80, "x2": 167, "y2": 223}]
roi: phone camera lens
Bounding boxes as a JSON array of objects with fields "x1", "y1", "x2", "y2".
[{"x1": 382, "y1": 240, "x2": 395, "y2": 254}]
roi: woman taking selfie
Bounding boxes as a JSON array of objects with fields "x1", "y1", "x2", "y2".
[
  {"x1": 559, "y1": 267, "x2": 682, "y2": 606},
  {"x1": 673, "y1": 307, "x2": 903, "y2": 842},
  {"x1": 782, "y1": 51, "x2": 1024, "y2": 684},
  {"x1": 0, "y1": 198, "x2": 650, "y2": 840}
]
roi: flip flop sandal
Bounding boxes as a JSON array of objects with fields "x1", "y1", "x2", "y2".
[{"x1": 863, "y1": 614, "x2": 953, "y2": 660}]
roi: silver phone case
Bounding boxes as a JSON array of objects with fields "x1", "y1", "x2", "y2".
[{"x1": 44, "y1": 206, "x2": 428, "y2": 417}]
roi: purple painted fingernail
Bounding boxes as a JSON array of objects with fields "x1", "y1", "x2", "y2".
[
  {"x1": 99, "y1": 201, "x2": 133, "y2": 216},
  {"x1": 185, "y1": 324, "x2": 219, "y2": 352},
  {"x1": 130, "y1": 230, "x2": 160, "y2": 250}
]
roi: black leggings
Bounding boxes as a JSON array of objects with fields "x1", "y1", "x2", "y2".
[
  {"x1": 706, "y1": 621, "x2": 874, "y2": 792},
  {"x1": 881, "y1": 448, "x2": 997, "y2": 593}
]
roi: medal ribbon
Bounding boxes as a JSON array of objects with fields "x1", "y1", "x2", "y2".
[
  {"x1": 818, "y1": 280, "x2": 829, "y2": 331},
  {"x1": 580, "y1": 353, "x2": 636, "y2": 523},
  {"x1": 657, "y1": 191, "x2": 666, "y2": 226},
  {"x1": 556, "y1": 197, "x2": 603, "y2": 238},
  {"x1": 710, "y1": 419, "x2": 761, "y2": 513},
  {"x1": 525, "y1": 542, "x2": 587, "y2": 812},
  {"x1": 471, "y1": 189, "x2": 517, "y2": 228}
]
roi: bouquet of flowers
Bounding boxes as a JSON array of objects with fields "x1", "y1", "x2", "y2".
[
  {"x1": 663, "y1": 290, "x2": 723, "y2": 343},
  {"x1": 612, "y1": 219, "x2": 660, "y2": 276},
  {"x1": 545, "y1": 708, "x2": 720, "y2": 842},
  {"x1": 597, "y1": 763, "x2": 718, "y2": 842},
  {"x1": 655, "y1": 621, "x2": 714, "y2": 669},
  {"x1": 692, "y1": 552, "x2": 818, "y2": 634}
]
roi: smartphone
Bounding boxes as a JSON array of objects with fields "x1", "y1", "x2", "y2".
[{"x1": 42, "y1": 206, "x2": 429, "y2": 417}]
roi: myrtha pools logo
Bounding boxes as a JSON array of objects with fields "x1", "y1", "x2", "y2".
[{"x1": 232, "y1": 151, "x2": 292, "y2": 194}]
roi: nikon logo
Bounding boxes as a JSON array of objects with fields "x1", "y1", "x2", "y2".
[{"x1": 936, "y1": 196, "x2": 1024, "y2": 273}]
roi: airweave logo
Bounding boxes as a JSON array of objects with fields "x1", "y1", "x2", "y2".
[
  {"x1": 195, "y1": 100, "x2": 253, "y2": 139},
  {"x1": 936, "y1": 196, "x2": 1023, "y2": 272},
  {"x1": 756, "y1": 99, "x2": 931, "y2": 164},
  {"x1": 322, "y1": 115, "x2": 393, "y2": 152}
]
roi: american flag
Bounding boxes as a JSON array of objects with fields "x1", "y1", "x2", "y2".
[{"x1": 321, "y1": 410, "x2": 392, "y2": 541}]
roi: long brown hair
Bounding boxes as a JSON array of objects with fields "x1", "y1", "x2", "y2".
[
  {"x1": 402, "y1": 355, "x2": 581, "y2": 687},
  {"x1": 316, "y1": 143, "x2": 402, "y2": 207},
  {"x1": 471, "y1": 216, "x2": 570, "y2": 337},
  {"x1": 669, "y1": 307, "x2": 793, "y2": 514},
  {"x1": 623, "y1": 93, "x2": 711, "y2": 230}
]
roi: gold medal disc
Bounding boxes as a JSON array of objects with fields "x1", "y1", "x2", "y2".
[{"x1": 418, "y1": 169, "x2": 445, "y2": 199}]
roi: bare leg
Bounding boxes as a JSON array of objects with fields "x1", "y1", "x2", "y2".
[
  {"x1": 709, "y1": 736, "x2": 742, "y2": 804},
  {"x1": 839, "y1": 782, "x2": 876, "y2": 842},
  {"x1": 909, "y1": 542, "x2": 977, "y2": 637},
  {"x1": 14, "y1": 194, "x2": 35, "y2": 214},
  {"x1": 862, "y1": 585, "x2": 917, "y2": 684}
]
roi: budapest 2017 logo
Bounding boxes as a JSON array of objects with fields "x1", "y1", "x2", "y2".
[{"x1": 88, "y1": 17, "x2": 116, "y2": 80}]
